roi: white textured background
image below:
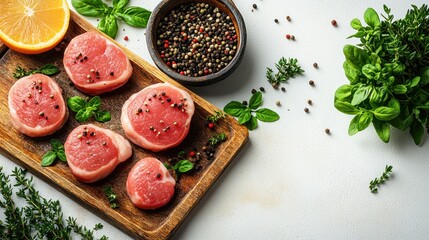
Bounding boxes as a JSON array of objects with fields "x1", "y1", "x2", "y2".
[{"x1": 2, "y1": 0, "x2": 429, "y2": 239}]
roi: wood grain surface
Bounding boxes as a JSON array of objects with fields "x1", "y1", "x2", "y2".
[{"x1": 0, "y1": 12, "x2": 248, "y2": 239}]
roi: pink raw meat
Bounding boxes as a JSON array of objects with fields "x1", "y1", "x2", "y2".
[
  {"x1": 65, "y1": 124, "x2": 132, "y2": 183},
  {"x1": 126, "y1": 157, "x2": 176, "y2": 210},
  {"x1": 121, "y1": 83, "x2": 195, "y2": 152},
  {"x1": 63, "y1": 32, "x2": 132, "y2": 95},
  {"x1": 8, "y1": 74, "x2": 68, "y2": 137}
]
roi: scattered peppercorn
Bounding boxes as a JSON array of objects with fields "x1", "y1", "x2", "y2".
[
  {"x1": 307, "y1": 99, "x2": 313, "y2": 105},
  {"x1": 286, "y1": 16, "x2": 291, "y2": 21},
  {"x1": 110, "y1": 72, "x2": 114, "y2": 76},
  {"x1": 281, "y1": 87, "x2": 286, "y2": 92},
  {"x1": 313, "y1": 62, "x2": 318, "y2": 68},
  {"x1": 242, "y1": 100, "x2": 248, "y2": 106},
  {"x1": 208, "y1": 122, "x2": 215, "y2": 129},
  {"x1": 304, "y1": 108, "x2": 309, "y2": 113},
  {"x1": 189, "y1": 151, "x2": 196, "y2": 157},
  {"x1": 274, "y1": 19, "x2": 279, "y2": 23},
  {"x1": 124, "y1": 36, "x2": 129, "y2": 41},
  {"x1": 252, "y1": 3, "x2": 257, "y2": 9},
  {"x1": 325, "y1": 128, "x2": 331, "y2": 134},
  {"x1": 291, "y1": 35, "x2": 295, "y2": 40},
  {"x1": 309, "y1": 80, "x2": 315, "y2": 86},
  {"x1": 259, "y1": 87, "x2": 265, "y2": 92},
  {"x1": 331, "y1": 20, "x2": 337, "y2": 26},
  {"x1": 251, "y1": 89, "x2": 257, "y2": 94},
  {"x1": 276, "y1": 101, "x2": 281, "y2": 106},
  {"x1": 286, "y1": 34, "x2": 291, "y2": 40}
]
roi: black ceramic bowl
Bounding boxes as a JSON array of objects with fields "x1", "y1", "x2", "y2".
[{"x1": 146, "y1": 0, "x2": 247, "y2": 86}]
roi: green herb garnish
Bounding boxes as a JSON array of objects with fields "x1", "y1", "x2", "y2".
[
  {"x1": 13, "y1": 64, "x2": 59, "y2": 78},
  {"x1": 67, "y1": 96, "x2": 111, "y2": 123},
  {"x1": 334, "y1": 5, "x2": 429, "y2": 144},
  {"x1": 369, "y1": 165, "x2": 393, "y2": 193},
  {"x1": 72, "y1": 0, "x2": 151, "y2": 39},
  {"x1": 266, "y1": 57, "x2": 304, "y2": 86},
  {"x1": 206, "y1": 111, "x2": 226, "y2": 123},
  {"x1": 103, "y1": 185, "x2": 118, "y2": 209},
  {"x1": 164, "y1": 160, "x2": 194, "y2": 175},
  {"x1": 0, "y1": 167, "x2": 108, "y2": 239},
  {"x1": 224, "y1": 91, "x2": 280, "y2": 130},
  {"x1": 41, "y1": 139, "x2": 67, "y2": 167},
  {"x1": 208, "y1": 132, "x2": 227, "y2": 146}
]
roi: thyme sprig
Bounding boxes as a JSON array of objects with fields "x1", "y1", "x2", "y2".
[
  {"x1": 103, "y1": 186, "x2": 118, "y2": 209},
  {"x1": 266, "y1": 57, "x2": 304, "y2": 86},
  {"x1": 369, "y1": 165, "x2": 393, "y2": 193},
  {"x1": 206, "y1": 111, "x2": 226, "y2": 123},
  {"x1": 13, "y1": 64, "x2": 60, "y2": 79},
  {"x1": 0, "y1": 167, "x2": 108, "y2": 239},
  {"x1": 208, "y1": 133, "x2": 227, "y2": 146}
]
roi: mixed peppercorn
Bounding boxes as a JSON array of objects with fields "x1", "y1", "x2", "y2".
[{"x1": 156, "y1": 3, "x2": 238, "y2": 77}]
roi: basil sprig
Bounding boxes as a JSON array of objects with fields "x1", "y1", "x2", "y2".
[
  {"x1": 164, "y1": 160, "x2": 194, "y2": 174},
  {"x1": 67, "y1": 96, "x2": 111, "y2": 123},
  {"x1": 224, "y1": 91, "x2": 280, "y2": 130},
  {"x1": 72, "y1": 0, "x2": 151, "y2": 38},
  {"x1": 41, "y1": 139, "x2": 67, "y2": 167}
]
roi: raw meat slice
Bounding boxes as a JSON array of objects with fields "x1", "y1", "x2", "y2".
[
  {"x1": 126, "y1": 157, "x2": 176, "y2": 210},
  {"x1": 8, "y1": 74, "x2": 68, "y2": 137},
  {"x1": 63, "y1": 32, "x2": 132, "y2": 95},
  {"x1": 121, "y1": 83, "x2": 195, "y2": 152},
  {"x1": 65, "y1": 124, "x2": 132, "y2": 183}
]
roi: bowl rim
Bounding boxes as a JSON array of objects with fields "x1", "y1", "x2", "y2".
[{"x1": 146, "y1": 0, "x2": 247, "y2": 86}]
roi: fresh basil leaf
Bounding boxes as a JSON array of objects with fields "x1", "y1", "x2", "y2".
[
  {"x1": 362, "y1": 64, "x2": 379, "y2": 80},
  {"x1": 246, "y1": 115, "x2": 258, "y2": 130},
  {"x1": 351, "y1": 85, "x2": 372, "y2": 106},
  {"x1": 223, "y1": 101, "x2": 246, "y2": 117},
  {"x1": 409, "y1": 76, "x2": 420, "y2": 88},
  {"x1": 248, "y1": 92, "x2": 262, "y2": 110},
  {"x1": 391, "y1": 85, "x2": 407, "y2": 94},
  {"x1": 335, "y1": 84, "x2": 354, "y2": 102},
  {"x1": 37, "y1": 64, "x2": 60, "y2": 76},
  {"x1": 255, "y1": 108, "x2": 280, "y2": 122},
  {"x1": 57, "y1": 150, "x2": 67, "y2": 162},
  {"x1": 98, "y1": 14, "x2": 119, "y2": 38},
  {"x1": 76, "y1": 109, "x2": 93, "y2": 122},
  {"x1": 50, "y1": 139, "x2": 63, "y2": 151},
  {"x1": 177, "y1": 160, "x2": 193, "y2": 173},
  {"x1": 41, "y1": 151, "x2": 57, "y2": 167},
  {"x1": 363, "y1": 8, "x2": 380, "y2": 27},
  {"x1": 420, "y1": 67, "x2": 429, "y2": 85},
  {"x1": 238, "y1": 110, "x2": 252, "y2": 124},
  {"x1": 67, "y1": 96, "x2": 86, "y2": 112},
  {"x1": 348, "y1": 114, "x2": 360, "y2": 136},
  {"x1": 410, "y1": 120, "x2": 424, "y2": 145},
  {"x1": 357, "y1": 111, "x2": 373, "y2": 131},
  {"x1": 350, "y1": 18, "x2": 362, "y2": 30},
  {"x1": 343, "y1": 45, "x2": 368, "y2": 68},
  {"x1": 94, "y1": 111, "x2": 111, "y2": 123},
  {"x1": 113, "y1": 0, "x2": 129, "y2": 11},
  {"x1": 334, "y1": 100, "x2": 361, "y2": 115},
  {"x1": 373, "y1": 105, "x2": 400, "y2": 121},
  {"x1": 373, "y1": 118, "x2": 390, "y2": 143},
  {"x1": 116, "y1": 7, "x2": 151, "y2": 28},
  {"x1": 88, "y1": 96, "x2": 101, "y2": 110},
  {"x1": 72, "y1": 0, "x2": 110, "y2": 17},
  {"x1": 343, "y1": 61, "x2": 360, "y2": 84}
]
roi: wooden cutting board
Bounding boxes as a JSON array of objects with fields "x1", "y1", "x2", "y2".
[{"x1": 0, "y1": 12, "x2": 248, "y2": 239}]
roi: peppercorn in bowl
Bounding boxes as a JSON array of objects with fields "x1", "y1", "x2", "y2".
[{"x1": 146, "y1": 0, "x2": 247, "y2": 86}]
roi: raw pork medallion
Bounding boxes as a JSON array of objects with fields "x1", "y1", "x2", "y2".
[
  {"x1": 127, "y1": 157, "x2": 176, "y2": 209},
  {"x1": 121, "y1": 82, "x2": 195, "y2": 152},
  {"x1": 63, "y1": 32, "x2": 132, "y2": 95},
  {"x1": 8, "y1": 74, "x2": 68, "y2": 137},
  {"x1": 65, "y1": 124, "x2": 132, "y2": 183}
]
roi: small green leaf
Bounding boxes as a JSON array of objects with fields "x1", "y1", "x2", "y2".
[
  {"x1": 357, "y1": 111, "x2": 373, "y2": 131},
  {"x1": 57, "y1": 150, "x2": 67, "y2": 162},
  {"x1": 249, "y1": 92, "x2": 262, "y2": 110},
  {"x1": 350, "y1": 18, "x2": 362, "y2": 30},
  {"x1": 246, "y1": 115, "x2": 258, "y2": 130},
  {"x1": 335, "y1": 84, "x2": 354, "y2": 102},
  {"x1": 67, "y1": 96, "x2": 86, "y2": 112},
  {"x1": 116, "y1": 6, "x2": 151, "y2": 28},
  {"x1": 113, "y1": 0, "x2": 129, "y2": 11},
  {"x1": 351, "y1": 85, "x2": 372, "y2": 106},
  {"x1": 41, "y1": 151, "x2": 57, "y2": 167},
  {"x1": 238, "y1": 110, "x2": 252, "y2": 124},
  {"x1": 72, "y1": 0, "x2": 110, "y2": 17},
  {"x1": 75, "y1": 109, "x2": 93, "y2": 122},
  {"x1": 373, "y1": 99, "x2": 400, "y2": 121},
  {"x1": 176, "y1": 160, "x2": 193, "y2": 173},
  {"x1": 38, "y1": 64, "x2": 60, "y2": 76},
  {"x1": 343, "y1": 45, "x2": 368, "y2": 68},
  {"x1": 223, "y1": 101, "x2": 246, "y2": 117},
  {"x1": 410, "y1": 120, "x2": 424, "y2": 145},
  {"x1": 348, "y1": 114, "x2": 360, "y2": 136},
  {"x1": 391, "y1": 85, "x2": 407, "y2": 94},
  {"x1": 50, "y1": 139, "x2": 63, "y2": 151},
  {"x1": 88, "y1": 96, "x2": 101, "y2": 110},
  {"x1": 255, "y1": 108, "x2": 280, "y2": 122},
  {"x1": 98, "y1": 14, "x2": 119, "y2": 39},
  {"x1": 334, "y1": 101, "x2": 361, "y2": 115},
  {"x1": 363, "y1": 8, "x2": 380, "y2": 27},
  {"x1": 94, "y1": 111, "x2": 111, "y2": 123},
  {"x1": 343, "y1": 61, "x2": 361, "y2": 84},
  {"x1": 373, "y1": 118, "x2": 390, "y2": 143}
]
